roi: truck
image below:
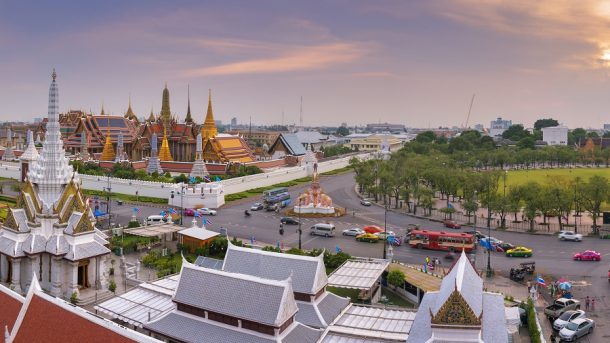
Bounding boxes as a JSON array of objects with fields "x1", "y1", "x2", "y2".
[{"x1": 544, "y1": 298, "x2": 581, "y2": 320}]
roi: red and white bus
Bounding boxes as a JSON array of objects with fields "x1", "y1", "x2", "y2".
[{"x1": 408, "y1": 230, "x2": 475, "y2": 253}]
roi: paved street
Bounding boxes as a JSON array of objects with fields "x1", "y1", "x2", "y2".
[{"x1": 105, "y1": 171, "x2": 610, "y2": 341}]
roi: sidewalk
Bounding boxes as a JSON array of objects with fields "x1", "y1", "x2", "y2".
[{"x1": 484, "y1": 274, "x2": 551, "y2": 342}]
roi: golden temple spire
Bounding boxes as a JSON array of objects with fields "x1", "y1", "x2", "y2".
[
  {"x1": 100, "y1": 102, "x2": 106, "y2": 116},
  {"x1": 160, "y1": 83, "x2": 171, "y2": 124},
  {"x1": 100, "y1": 117, "x2": 115, "y2": 161},
  {"x1": 201, "y1": 88, "x2": 218, "y2": 140},
  {"x1": 185, "y1": 84, "x2": 193, "y2": 124},
  {"x1": 148, "y1": 107, "x2": 156, "y2": 122},
  {"x1": 158, "y1": 126, "x2": 173, "y2": 161},
  {"x1": 125, "y1": 94, "x2": 137, "y2": 120}
]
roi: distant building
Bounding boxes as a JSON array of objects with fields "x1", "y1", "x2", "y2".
[
  {"x1": 230, "y1": 117, "x2": 237, "y2": 127},
  {"x1": 268, "y1": 133, "x2": 307, "y2": 159},
  {"x1": 489, "y1": 117, "x2": 512, "y2": 137},
  {"x1": 294, "y1": 131, "x2": 338, "y2": 151},
  {"x1": 345, "y1": 134, "x2": 402, "y2": 152},
  {"x1": 366, "y1": 123, "x2": 406, "y2": 133},
  {"x1": 541, "y1": 125, "x2": 568, "y2": 146},
  {"x1": 474, "y1": 124, "x2": 485, "y2": 133}
]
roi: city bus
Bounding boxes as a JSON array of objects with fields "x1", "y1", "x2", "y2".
[
  {"x1": 262, "y1": 187, "x2": 291, "y2": 211},
  {"x1": 408, "y1": 230, "x2": 475, "y2": 253}
]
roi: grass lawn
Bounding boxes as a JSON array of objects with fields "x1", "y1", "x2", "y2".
[
  {"x1": 381, "y1": 287, "x2": 415, "y2": 308},
  {"x1": 506, "y1": 168, "x2": 610, "y2": 188}
]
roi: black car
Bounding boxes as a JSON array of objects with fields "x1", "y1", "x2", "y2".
[
  {"x1": 464, "y1": 230, "x2": 485, "y2": 240},
  {"x1": 280, "y1": 217, "x2": 300, "y2": 225},
  {"x1": 498, "y1": 242, "x2": 515, "y2": 251}
]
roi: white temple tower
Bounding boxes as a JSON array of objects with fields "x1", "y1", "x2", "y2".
[
  {"x1": 26, "y1": 70, "x2": 74, "y2": 211},
  {"x1": 189, "y1": 133, "x2": 208, "y2": 178},
  {"x1": 147, "y1": 132, "x2": 163, "y2": 174},
  {"x1": 2, "y1": 127, "x2": 16, "y2": 161}
]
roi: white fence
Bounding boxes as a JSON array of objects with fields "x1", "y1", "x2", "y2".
[{"x1": 0, "y1": 153, "x2": 370, "y2": 200}]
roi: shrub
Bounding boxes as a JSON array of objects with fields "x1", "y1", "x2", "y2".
[
  {"x1": 70, "y1": 291, "x2": 79, "y2": 305},
  {"x1": 387, "y1": 269, "x2": 405, "y2": 289},
  {"x1": 127, "y1": 220, "x2": 140, "y2": 228},
  {"x1": 262, "y1": 246, "x2": 281, "y2": 253},
  {"x1": 108, "y1": 280, "x2": 117, "y2": 293},
  {"x1": 285, "y1": 248, "x2": 306, "y2": 255},
  {"x1": 526, "y1": 298, "x2": 541, "y2": 343}
]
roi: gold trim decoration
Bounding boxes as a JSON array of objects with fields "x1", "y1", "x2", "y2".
[
  {"x1": 431, "y1": 289, "x2": 481, "y2": 326},
  {"x1": 4, "y1": 209, "x2": 18, "y2": 231},
  {"x1": 55, "y1": 178, "x2": 78, "y2": 214},
  {"x1": 73, "y1": 208, "x2": 94, "y2": 234},
  {"x1": 59, "y1": 194, "x2": 86, "y2": 224},
  {"x1": 22, "y1": 180, "x2": 41, "y2": 213}
]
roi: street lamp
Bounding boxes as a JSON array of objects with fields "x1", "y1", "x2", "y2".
[
  {"x1": 383, "y1": 203, "x2": 388, "y2": 259},
  {"x1": 297, "y1": 198, "x2": 302, "y2": 250},
  {"x1": 105, "y1": 173, "x2": 112, "y2": 229},
  {"x1": 473, "y1": 190, "x2": 478, "y2": 227}
]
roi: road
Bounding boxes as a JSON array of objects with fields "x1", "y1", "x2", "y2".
[{"x1": 105, "y1": 171, "x2": 610, "y2": 341}]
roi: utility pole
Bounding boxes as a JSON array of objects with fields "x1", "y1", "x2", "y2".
[
  {"x1": 298, "y1": 198, "x2": 302, "y2": 250},
  {"x1": 383, "y1": 203, "x2": 388, "y2": 259}
]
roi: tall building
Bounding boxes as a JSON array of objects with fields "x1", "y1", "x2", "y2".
[
  {"x1": 230, "y1": 117, "x2": 237, "y2": 127},
  {"x1": 489, "y1": 117, "x2": 512, "y2": 137},
  {"x1": 0, "y1": 70, "x2": 111, "y2": 298}
]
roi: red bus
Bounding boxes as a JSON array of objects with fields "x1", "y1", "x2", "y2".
[{"x1": 408, "y1": 230, "x2": 475, "y2": 253}]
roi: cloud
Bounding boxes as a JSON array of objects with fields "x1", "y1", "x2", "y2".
[
  {"x1": 186, "y1": 42, "x2": 363, "y2": 76},
  {"x1": 431, "y1": 0, "x2": 610, "y2": 70}
]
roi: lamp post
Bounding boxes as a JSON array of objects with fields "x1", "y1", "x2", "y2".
[
  {"x1": 297, "y1": 198, "x2": 302, "y2": 250},
  {"x1": 474, "y1": 190, "x2": 478, "y2": 228},
  {"x1": 180, "y1": 183, "x2": 184, "y2": 226},
  {"x1": 383, "y1": 203, "x2": 388, "y2": 259},
  {"x1": 105, "y1": 173, "x2": 112, "y2": 229}
]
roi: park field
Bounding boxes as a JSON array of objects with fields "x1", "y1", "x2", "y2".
[{"x1": 505, "y1": 168, "x2": 610, "y2": 188}]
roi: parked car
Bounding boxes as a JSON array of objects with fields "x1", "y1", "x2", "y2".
[
  {"x1": 544, "y1": 298, "x2": 581, "y2": 320},
  {"x1": 360, "y1": 199, "x2": 372, "y2": 206},
  {"x1": 280, "y1": 217, "x2": 300, "y2": 225},
  {"x1": 342, "y1": 228, "x2": 364, "y2": 236},
  {"x1": 559, "y1": 318, "x2": 595, "y2": 342},
  {"x1": 443, "y1": 219, "x2": 461, "y2": 229},
  {"x1": 198, "y1": 208, "x2": 217, "y2": 216},
  {"x1": 356, "y1": 233, "x2": 379, "y2": 243},
  {"x1": 374, "y1": 231, "x2": 396, "y2": 240},
  {"x1": 553, "y1": 310, "x2": 586, "y2": 331},
  {"x1": 250, "y1": 203, "x2": 264, "y2": 211},
  {"x1": 505, "y1": 246, "x2": 533, "y2": 258},
  {"x1": 559, "y1": 230, "x2": 583, "y2": 242},
  {"x1": 183, "y1": 208, "x2": 196, "y2": 216},
  {"x1": 573, "y1": 250, "x2": 601, "y2": 261}
]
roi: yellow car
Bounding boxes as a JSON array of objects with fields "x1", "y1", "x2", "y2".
[
  {"x1": 506, "y1": 246, "x2": 533, "y2": 258},
  {"x1": 356, "y1": 233, "x2": 379, "y2": 243}
]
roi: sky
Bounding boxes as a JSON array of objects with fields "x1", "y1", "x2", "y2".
[{"x1": 3, "y1": 0, "x2": 610, "y2": 128}]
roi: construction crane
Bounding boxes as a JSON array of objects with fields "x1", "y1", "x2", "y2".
[{"x1": 464, "y1": 93, "x2": 475, "y2": 129}]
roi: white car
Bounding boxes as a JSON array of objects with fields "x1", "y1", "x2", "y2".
[
  {"x1": 342, "y1": 228, "x2": 365, "y2": 236},
  {"x1": 198, "y1": 208, "x2": 217, "y2": 216},
  {"x1": 559, "y1": 231, "x2": 582, "y2": 242},
  {"x1": 553, "y1": 310, "x2": 585, "y2": 331}
]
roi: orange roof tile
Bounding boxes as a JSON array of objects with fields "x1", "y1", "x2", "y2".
[{"x1": 0, "y1": 285, "x2": 23, "y2": 332}]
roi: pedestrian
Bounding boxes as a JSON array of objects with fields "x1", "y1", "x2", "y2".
[
  {"x1": 425, "y1": 256, "x2": 430, "y2": 265},
  {"x1": 585, "y1": 296, "x2": 590, "y2": 310},
  {"x1": 591, "y1": 298, "x2": 595, "y2": 311},
  {"x1": 527, "y1": 280, "x2": 531, "y2": 293}
]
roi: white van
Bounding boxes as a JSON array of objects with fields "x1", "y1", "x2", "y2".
[
  {"x1": 310, "y1": 223, "x2": 335, "y2": 237},
  {"x1": 146, "y1": 215, "x2": 167, "y2": 226}
]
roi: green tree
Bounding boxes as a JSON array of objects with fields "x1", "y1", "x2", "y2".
[
  {"x1": 502, "y1": 124, "x2": 530, "y2": 141},
  {"x1": 571, "y1": 128, "x2": 587, "y2": 144},
  {"x1": 414, "y1": 131, "x2": 436, "y2": 144},
  {"x1": 533, "y1": 118, "x2": 559, "y2": 131},
  {"x1": 517, "y1": 137, "x2": 535, "y2": 150},
  {"x1": 387, "y1": 269, "x2": 405, "y2": 289},
  {"x1": 335, "y1": 126, "x2": 350, "y2": 136},
  {"x1": 580, "y1": 175, "x2": 610, "y2": 233},
  {"x1": 522, "y1": 182, "x2": 542, "y2": 231}
]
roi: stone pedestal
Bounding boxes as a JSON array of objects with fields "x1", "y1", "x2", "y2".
[
  {"x1": 10, "y1": 259, "x2": 22, "y2": 294},
  {"x1": 50, "y1": 256, "x2": 63, "y2": 297}
]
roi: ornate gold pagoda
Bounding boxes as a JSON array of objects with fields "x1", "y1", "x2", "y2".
[
  {"x1": 158, "y1": 127, "x2": 173, "y2": 161},
  {"x1": 100, "y1": 131, "x2": 115, "y2": 161},
  {"x1": 201, "y1": 89, "x2": 218, "y2": 140}
]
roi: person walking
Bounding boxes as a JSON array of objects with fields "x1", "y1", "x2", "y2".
[
  {"x1": 527, "y1": 280, "x2": 532, "y2": 293},
  {"x1": 585, "y1": 296, "x2": 590, "y2": 310},
  {"x1": 591, "y1": 298, "x2": 595, "y2": 311}
]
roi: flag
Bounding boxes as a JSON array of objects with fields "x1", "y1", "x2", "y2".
[
  {"x1": 536, "y1": 275, "x2": 547, "y2": 287},
  {"x1": 215, "y1": 176, "x2": 221, "y2": 182},
  {"x1": 133, "y1": 207, "x2": 140, "y2": 213},
  {"x1": 194, "y1": 211, "x2": 200, "y2": 218},
  {"x1": 335, "y1": 245, "x2": 342, "y2": 253},
  {"x1": 160, "y1": 211, "x2": 166, "y2": 217},
  {"x1": 202, "y1": 218, "x2": 212, "y2": 225},
  {"x1": 479, "y1": 238, "x2": 493, "y2": 251},
  {"x1": 189, "y1": 176, "x2": 196, "y2": 184},
  {"x1": 168, "y1": 208, "x2": 176, "y2": 214},
  {"x1": 204, "y1": 175, "x2": 211, "y2": 182}
]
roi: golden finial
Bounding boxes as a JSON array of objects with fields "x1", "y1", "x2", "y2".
[
  {"x1": 208, "y1": 88, "x2": 212, "y2": 101},
  {"x1": 52, "y1": 68, "x2": 57, "y2": 81}
]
